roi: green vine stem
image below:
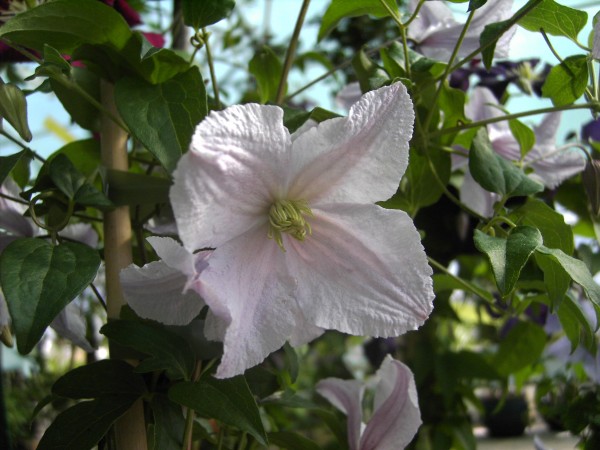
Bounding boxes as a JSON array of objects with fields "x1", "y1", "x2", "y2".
[
  {"x1": 276, "y1": 0, "x2": 311, "y2": 105},
  {"x1": 434, "y1": 102, "x2": 600, "y2": 137},
  {"x1": 445, "y1": 0, "x2": 544, "y2": 77}
]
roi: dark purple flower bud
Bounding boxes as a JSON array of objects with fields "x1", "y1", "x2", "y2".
[
  {"x1": 582, "y1": 118, "x2": 600, "y2": 143},
  {"x1": 98, "y1": 0, "x2": 141, "y2": 26},
  {"x1": 449, "y1": 67, "x2": 472, "y2": 91}
]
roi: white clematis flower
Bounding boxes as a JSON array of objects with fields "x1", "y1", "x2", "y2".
[
  {"x1": 170, "y1": 83, "x2": 434, "y2": 378},
  {"x1": 121, "y1": 236, "x2": 208, "y2": 325},
  {"x1": 316, "y1": 355, "x2": 422, "y2": 450},
  {"x1": 408, "y1": 0, "x2": 515, "y2": 63},
  {"x1": 456, "y1": 87, "x2": 585, "y2": 217}
]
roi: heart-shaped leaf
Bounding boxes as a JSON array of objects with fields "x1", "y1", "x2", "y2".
[
  {"x1": 0, "y1": 238, "x2": 100, "y2": 354},
  {"x1": 474, "y1": 226, "x2": 543, "y2": 295},
  {"x1": 469, "y1": 128, "x2": 544, "y2": 198},
  {"x1": 115, "y1": 67, "x2": 207, "y2": 172}
]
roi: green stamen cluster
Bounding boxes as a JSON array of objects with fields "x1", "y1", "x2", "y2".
[{"x1": 268, "y1": 199, "x2": 313, "y2": 251}]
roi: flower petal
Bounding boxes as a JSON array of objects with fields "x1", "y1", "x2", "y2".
[
  {"x1": 288, "y1": 83, "x2": 414, "y2": 205},
  {"x1": 0, "y1": 290, "x2": 10, "y2": 328},
  {"x1": 359, "y1": 356, "x2": 421, "y2": 450},
  {"x1": 197, "y1": 225, "x2": 307, "y2": 378},
  {"x1": 460, "y1": 170, "x2": 498, "y2": 218},
  {"x1": 50, "y1": 302, "x2": 94, "y2": 352},
  {"x1": 410, "y1": 0, "x2": 514, "y2": 62},
  {"x1": 316, "y1": 378, "x2": 365, "y2": 450},
  {"x1": 146, "y1": 236, "x2": 208, "y2": 288},
  {"x1": 526, "y1": 113, "x2": 585, "y2": 188},
  {"x1": 171, "y1": 104, "x2": 291, "y2": 251},
  {"x1": 121, "y1": 260, "x2": 204, "y2": 325},
  {"x1": 286, "y1": 203, "x2": 433, "y2": 337}
]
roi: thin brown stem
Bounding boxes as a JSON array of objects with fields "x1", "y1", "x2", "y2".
[{"x1": 275, "y1": 0, "x2": 311, "y2": 105}]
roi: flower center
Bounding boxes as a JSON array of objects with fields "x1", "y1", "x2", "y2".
[{"x1": 267, "y1": 199, "x2": 313, "y2": 252}]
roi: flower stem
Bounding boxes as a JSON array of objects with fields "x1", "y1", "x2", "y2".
[
  {"x1": 435, "y1": 102, "x2": 599, "y2": 136},
  {"x1": 445, "y1": 0, "x2": 544, "y2": 76},
  {"x1": 181, "y1": 362, "x2": 202, "y2": 450},
  {"x1": 377, "y1": 0, "x2": 411, "y2": 77},
  {"x1": 427, "y1": 256, "x2": 493, "y2": 301},
  {"x1": 202, "y1": 28, "x2": 221, "y2": 110},
  {"x1": 275, "y1": 0, "x2": 311, "y2": 105}
]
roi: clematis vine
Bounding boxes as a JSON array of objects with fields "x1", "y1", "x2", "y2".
[
  {"x1": 316, "y1": 355, "x2": 422, "y2": 450},
  {"x1": 162, "y1": 82, "x2": 434, "y2": 378},
  {"x1": 407, "y1": 0, "x2": 515, "y2": 63},
  {"x1": 455, "y1": 87, "x2": 586, "y2": 217}
]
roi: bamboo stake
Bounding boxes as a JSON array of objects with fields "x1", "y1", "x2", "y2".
[{"x1": 100, "y1": 80, "x2": 148, "y2": 450}]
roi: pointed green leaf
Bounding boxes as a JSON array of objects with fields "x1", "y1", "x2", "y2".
[
  {"x1": 509, "y1": 119, "x2": 536, "y2": 157},
  {"x1": 37, "y1": 396, "x2": 138, "y2": 450},
  {"x1": 541, "y1": 55, "x2": 588, "y2": 106},
  {"x1": 468, "y1": 0, "x2": 488, "y2": 10},
  {"x1": 148, "y1": 394, "x2": 185, "y2": 450},
  {"x1": 518, "y1": 0, "x2": 587, "y2": 42},
  {"x1": 115, "y1": 67, "x2": 207, "y2": 172},
  {"x1": 380, "y1": 147, "x2": 451, "y2": 215},
  {"x1": 469, "y1": 127, "x2": 544, "y2": 197},
  {"x1": 511, "y1": 199, "x2": 575, "y2": 306},
  {"x1": 52, "y1": 360, "x2": 146, "y2": 399},
  {"x1": 0, "y1": 0, "x2": 131, "y2": 54},
  {"x1": 101, "y1": 320, "x2": 195, "y2": 381},
  {"x1": 0, "y1": 239, "x2": 100, "y2": 354},
  {"x1": 50, "y1": 67, "x2": 101, "y2": 132},
  {"x1": 492, "y1": 321, "x2": 546, "y2": 376},
  {"x1": 557, "y1": 293, "x2": 596, "y2": 354},
  {"x1": 536, "y1": 245, "x2": 600, "y2": 315},
  {"x1": 283, "y1": 106, "x2": 340, "y2": 134},
  {"x1": 249, "y1": 46, "x2": 283, "y2": 104},
  {"x1": 181, "y1": 0, "x2": 235, "y2": 29},
  {"x1": 0, "y1": 83, "x2": 32, "y2": 142},
  {"x1": 0, "y1": 150, "x2": 27, "y2": 185},
  {"x1": 474, "y1": 226, "x2": 543, "y2": 295},
  {"x1": 480, "y1": 19, "x2": 511, "y2": 69},
  {"x1": 318, "y1": 0, "x2": 398, "y2": 41},
  {"x1": 48, "y1": 154, "x2": 112, "y2": 209},
  {"x1": 169, "y1": 375, "x2": 268, "y2": 446},
  {"x1": 352, "y1": 48, "x2": 388, "y2": 93},
  {"x1": 105, "y1": 169, "x2": 171, "y2": 207}
]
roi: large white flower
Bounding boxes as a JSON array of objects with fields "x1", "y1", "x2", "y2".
[
  {"x1": 408, "y1": 0, "x2": 515, "y2": 63},
  {"x1": 316, "y1": 356, "x2": 422, "y2": 450},
  {"x1": 170, "y1": 83, "x2": 434, "y2": 378}
]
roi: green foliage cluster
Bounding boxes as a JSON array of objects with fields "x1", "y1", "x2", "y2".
[{"x1": 0, "y1": 0, "x2": 600, "y2": 449}]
